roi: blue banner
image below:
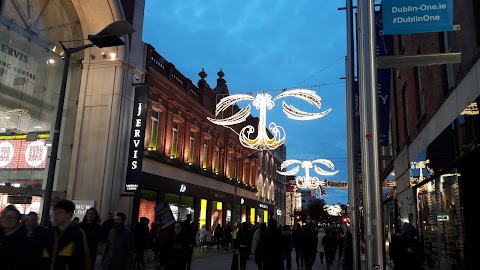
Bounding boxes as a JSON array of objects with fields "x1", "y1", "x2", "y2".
[
  {"x1": 375, "y1": 11, "x2": 393, "y2": 147},
  {"x1": 382, "y1": 0, "x2": 454, "y2": 34}
]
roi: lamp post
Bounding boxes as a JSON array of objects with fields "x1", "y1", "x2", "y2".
[
  {"x1": 232, "y1": 151, "x2": 261, "y2": 225},
  {"x1": 40, "y1": 20, "x2": 135, "y2": 227}
]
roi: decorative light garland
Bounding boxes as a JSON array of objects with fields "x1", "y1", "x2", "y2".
[
  {"x1": 323, "y1": 204, "x2": 343, "y2": 216},
  {"x1": 207, "y1": 89, "x2": 331, "y2": 150},
  {"x1": 277, "y1": 159, "x2": 339, "y2": 190}
]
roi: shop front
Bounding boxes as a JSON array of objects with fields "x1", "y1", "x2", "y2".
[
  {"x1": 0, "y1": 0, "x2": 85, "y2": 215},
  {"x1": 398, "y1": 96, "x2": 479, "y2": 269}
]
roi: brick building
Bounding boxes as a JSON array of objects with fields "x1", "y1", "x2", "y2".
[
  {"x1": 132, "y1": 44, "x2": 287, "y2": 229},
  {"x1": 381, "y1": 2, "x2": 479, "y2": 269}
]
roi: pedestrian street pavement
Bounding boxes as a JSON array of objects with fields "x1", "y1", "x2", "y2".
[{"x1": 145, "y1": 248, "x2": 344, "y2": 270}]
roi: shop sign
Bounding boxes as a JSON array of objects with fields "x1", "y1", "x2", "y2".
[
  {"x1": 437, "y1": 215, "x2": 449, "y2": 221},
  {"x1": 0, "y1": 42, "x2": 38, "y2": 82},
  {"x1": 382, "y1": 0, "x2": 454, "y2": 34},
  {"x1": 72, "y1": 200, "x2": 95, "y2": 219},
  {"x1": 155, "y1": 201, "x2": 176, "y2": 229},
  {"x1": 276, "y1": 209, "x2": 282, "y2": 216},
  {"x1": 179, "y1": 184, "x2": 186, "y2": 193},
  {"x1": 125, "y1": 85, "x2": 149, "y2": 192},
  {"x1": 0, "y1": 139, "x2": 48, "y2": 169},
  {"x1": 240, "y1": 198, "x2": 245, "y2": 205},
  {"x1": 7, "y1": 195, "x2": 32, "y2": 204},
  {"x1": 214, "y1": 193, "x2": 226, "y2": 199},
  {"x1": 259, "y1": 203, "x2": 268, "y2": 209}
]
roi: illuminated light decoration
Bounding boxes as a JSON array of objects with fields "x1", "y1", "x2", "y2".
[
  {"x1": 323, "y1": 204, "x2": 342, "y2": 216},
  {"x1": 207, "y1": 89, "x2": 331, "y2": 150},
  {"x1": 277, "y1": 159, "x2": 339, "y2": 190},
  {"x1": 409, "y1": 159, "x2": 433, "y2": 186},
  {"x1": 460, "y1": 102, "x2": 478, "y2": 115},
  {"x1": 0, "y1": 109, "x2": 31, "y2": 133}
]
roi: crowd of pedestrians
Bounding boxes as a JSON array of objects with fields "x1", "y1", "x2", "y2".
[{"x1": 1, "y1": 200, "x2": 367, "y2": 270}]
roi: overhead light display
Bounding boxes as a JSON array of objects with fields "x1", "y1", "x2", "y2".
[
  {"x1": 207, "y1": 89, "x2": 331, "y2": 150},
  {"x1": 324, "y1": 204, "x2": 343, "y2": 216},
  {"x1": 277, "y1": 159, "x2": 339, "y2": 190}
]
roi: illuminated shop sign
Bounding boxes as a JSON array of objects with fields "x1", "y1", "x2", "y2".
[
  {"x1": 125, "y1": 85, "x2": 149, "y2": 192},
  {"x1": 0, "y1": 138, "x2": 48, "y2": 169},
  {"x1": 259, "y1": 203, "x2": 268, "y2": 209}
]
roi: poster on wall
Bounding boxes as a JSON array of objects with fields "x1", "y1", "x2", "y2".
[
  {"x1": 211, "y1": 209, "x2": 223, "y2": 229},
  {"x1": 155, "y1": 201, "x2": 176, "y2": 230}
]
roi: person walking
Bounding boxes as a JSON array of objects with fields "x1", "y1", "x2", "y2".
[
  {"x1": 251, "y1": 222, "x2": 267, "y2": 270},
  {"x1": 79, "y1": 207, "x2": 102, "y2": 269},
  {"x1": 134, "y1": 217, "x2": 150, "y2": 269},
  {"x1": 322, "y1": 228, "x2": 337, "y2": 270},
  {"x1": 389, "y1": 222, "x2": 425, "y2": 270},
  {"x1": 101, "y1": 212, "x2": 135, "y2": 270},
  {"x1": 163, "y1": 221, "x2": 190, "y2": 270},
  {"x1": 236, "y1": 222, "x2": 253, "y2": 270},
  {"x1": 182, "y1": 214, "x2": 195, "y2": 270},
  {"x1": 101, "y1": 213, "x2": 115, "y2": 244},
  {"x1": 292, "y1": 223, "x2": 304, "y2": 269},
  {"x1": 198, "y1": 224, "x2": 207, "y2": 249},
  {"x1": 261, "y1": 219, "x2": 284, "y2": 270},
  {"x1": 281, "y1": 225, "x2": 293, "y2": 270},
  {"x1": 214, "y1": 223, "x2": 224, "y2": 249},
  {"x1": 224, "y1": 223, "x2": 233, "y2": 252},
  {"x1": 336, "y1": 227, "x2": 345, "y2": 259},
  {"x1": 342, "y1": 229, "x2": 354, "y2": 270},
  {"x1": 303, "y1": 226, "x2": 318, "y2": 270},
  {"x1": 39, "y1": 199, "x2": 92, "y2": 270},
  {"x1": 317, "y1": 227, "x2": 326, "y2": 264},
  {"x1": 0, "y1": 205, "x2": 28, "y2": 270},
  {"x1": 205, "y1": 227, "x2": 213, "y2": 249}
]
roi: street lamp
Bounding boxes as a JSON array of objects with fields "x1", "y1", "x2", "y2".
[
  {"x1": 232, "y1": 151, "x2": 261, "y2": 225},
  {"x1": 40, "y1": 20, "x2": 135, "y2": 227}
]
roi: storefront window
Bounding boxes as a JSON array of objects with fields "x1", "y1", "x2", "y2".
[
  {"x1": 0, "y1": 193, "x2": 41, "y2": 214},
  {"x1": 241, "y1": 206, "x2": 246, "y2": 223},
  {"x1": 165, "y1": 193, "x2": 194, "y2": 222},
  {"x1": 199, "y1": 199, "x2": 207, "y2": 229},
  {"x1": 0, "y1": 1, "x2": 83, "y2": 195},
  {"x1": 250, "y1": 208, "x2": 255, "y2": 225},
  {"x1": 138, "y1": 190, "x2": 157, "y2": 229},
  {"x1": 211, "y1": 201, "x2": 222, "y2": 228},
  {"x1": 417, "y1": 170, "x2": 465, "y2": 269},
  {"x1": 226, "y1": 203, "x2": 231, "y2": 223}
]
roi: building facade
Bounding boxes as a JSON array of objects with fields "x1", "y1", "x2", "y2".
[
  {"x1": 132, "y1": 44, "x2": 287, "y2": 229},
  {"x1": 381, "y1": 2, "x2": 479, "y2": 269},
  {"x1": 0, "y1": 0, "x2": 146, "y2": 221}
]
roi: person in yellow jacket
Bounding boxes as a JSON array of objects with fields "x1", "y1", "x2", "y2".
[{"x1": 40, "y1": 199, "x2": 91, "y2": 270}]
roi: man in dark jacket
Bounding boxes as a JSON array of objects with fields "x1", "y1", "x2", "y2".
[
  {"x1": 134, "y1": 217, "x2": 150, "y2": 269},
  {"x1": 101, "y1": 212, "x2": 134, "y2": 270},
  {"x1": 39, "y1": 199, "x2": 91, "y2": 270}
]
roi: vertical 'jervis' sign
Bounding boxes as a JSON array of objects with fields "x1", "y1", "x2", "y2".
[{"x1": 125, "y1": 85, "x2": 149, "y2": 192}]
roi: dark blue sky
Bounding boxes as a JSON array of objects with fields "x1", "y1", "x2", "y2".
[{"x1": 143, "y1": 0, "x2": 349, "y2": 205}]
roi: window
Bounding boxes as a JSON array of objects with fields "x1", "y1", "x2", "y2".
[
  {"x1": 171, "y1": 122, "x2": 179, "y2": 157},
  {"x1": 415, "y1": 67, "x2": 425, "y2": 117},
  {"x1": 188, "y1": 131, "x2": 195, "y2": 163},
  {"x1": 203, "y1": 139, "x2": 208, "y2": 169},
  {"x1": 148, "y1": 110, "x2": 159, "y2": 150},
  {"x1": 215, "y1": 147, "x2": 220, "y2": 173}
]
